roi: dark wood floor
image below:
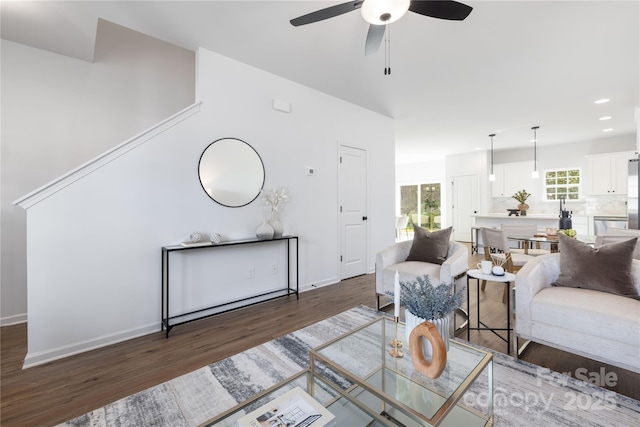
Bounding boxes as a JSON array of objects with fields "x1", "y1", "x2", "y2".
[{"x1": 2, "y1": 243, "x2": 638, "y2": 426}]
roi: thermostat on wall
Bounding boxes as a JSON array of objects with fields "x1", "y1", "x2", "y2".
[{"x1": 306, "y1": 167, "x2": 315, "y2": 176}]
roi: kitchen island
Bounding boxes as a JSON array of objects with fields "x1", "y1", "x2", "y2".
[{"x1": 471, "y1": 214, "x2": 561, "y2": 230}]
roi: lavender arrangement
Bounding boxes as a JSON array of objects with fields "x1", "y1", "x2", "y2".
[{"x1": 388, "y1": 275, "x2": 464, "y2": 320}]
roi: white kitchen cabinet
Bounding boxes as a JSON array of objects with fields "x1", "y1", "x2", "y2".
[
  {"x1": 491, "y1": 161, "x2": 535, "y2": 198},
  {"x1": 586, "y1": 151, "x2": 635, "y2": 195},
  {"x1": 571, "y1": 215, "x2": 589, "y2": 235}
]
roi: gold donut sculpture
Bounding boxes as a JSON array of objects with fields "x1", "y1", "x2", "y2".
[{"x1": 409, "y1": 321, "x2": 447, "y2": 379}]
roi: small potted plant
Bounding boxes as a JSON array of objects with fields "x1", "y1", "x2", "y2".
[
  {"x1": 513, "y1": 189, "x2": 531, "y2": 215},
  {"x1": 388, "y1": 275, "x2": 464, "y2": 355}
]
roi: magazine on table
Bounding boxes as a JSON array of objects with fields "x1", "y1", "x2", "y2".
[{"x1": 237, "y1": 386, "x2": 335, "y2": 427}]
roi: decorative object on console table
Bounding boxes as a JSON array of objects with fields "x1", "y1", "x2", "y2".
[
  {"x1": 389, "y1": 274, "x2": 464, "y2": 358},
  {"x1": 512, "y1": 189, "x2": 531, "y2": 216},
  {"x1": 209, "y1": 233, "x2": 222, "y2": 244},
  {"x1": 256, "y1": 220, "x2": 275, "y2": 240},
  {"x1": 262, "y1": 186, "x2": 288, "y2": 238},
  {"x1": 180, "y1": 232, "x2": 213, "y2": 247},
  {"x1": 269, "y1": 213, "x2": 284, "y2": 239}
]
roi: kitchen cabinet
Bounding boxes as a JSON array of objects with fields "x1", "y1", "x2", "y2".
[
  {"x1": 571, "y1": 215, "x2": 589, "y2": 235},
  {"x1": 491, "y1": 161, "x2": 535, "y2": 198},
  {"x1": 586, "y1": 151, "x2": 635, "y2": 195}
]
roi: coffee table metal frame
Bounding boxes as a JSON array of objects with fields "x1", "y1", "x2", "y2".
[
  {"x1": 199, "y1": 368, "x2": 392, "y2": 426},
  {"x1": 310, "y1": 316, "x2": 494, "y2": 426}
]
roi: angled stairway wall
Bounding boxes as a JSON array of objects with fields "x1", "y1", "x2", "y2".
[
  {"x1": 1, "y1": 19, "x2": 195, "y2": 326},
  {"x1": 16, "y1": 47, "x2": 395, "y2": 367}
]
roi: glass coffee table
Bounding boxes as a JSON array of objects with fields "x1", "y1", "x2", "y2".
[
  {"x1": 201, "y1": 316, "x2": 493, "y2": 426},
  {"x1": 199, "y1": 368, "x2": 393, "y2": 426},
  {"x1": 310, "y1": 316, "x2": 493, "y2": 426}
]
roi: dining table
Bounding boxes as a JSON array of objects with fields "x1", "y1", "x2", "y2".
[{"x1": 506, "y1": 233, "x2": 596, "y2": 254}]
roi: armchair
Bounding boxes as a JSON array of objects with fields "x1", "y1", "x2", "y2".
[{"x1": 375, "y1": 240, "x2": 468, "y2": 310}]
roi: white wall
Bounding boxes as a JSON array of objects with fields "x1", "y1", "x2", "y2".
[
  {"x1": 17, "y1": 47, "x2": 395, "y2": 366},
  {"x1": 1, "y1": 20, "x2": 195, "y2": 325}
]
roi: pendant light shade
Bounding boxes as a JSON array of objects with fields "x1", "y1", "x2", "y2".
[
  {"x1": 531, "y1": 126, "x2": 540, "y2": 179},
  {"x1": 489, "y1": 134, "x2": 496, "y2": 181}
]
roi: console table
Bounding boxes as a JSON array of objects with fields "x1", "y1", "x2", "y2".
[{"x1": 162, "y1": 235, "x2": 298, "y2": 337}]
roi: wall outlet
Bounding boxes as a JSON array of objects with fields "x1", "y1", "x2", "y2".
[
  {"x1": 271, "y1": 263, "x2": 278, "y2": 274},
  {"x1": 248, "y1": 267, "x2": 255, "y2": 279}
]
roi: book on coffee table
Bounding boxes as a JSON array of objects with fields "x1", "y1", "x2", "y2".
[{"x1": 236, "y1": 386, "x2": 335, "y2": 427}]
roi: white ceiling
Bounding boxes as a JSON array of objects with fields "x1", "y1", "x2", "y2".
[{"x1": 2, "y1": 1, "x2": 639, "y2": 164}]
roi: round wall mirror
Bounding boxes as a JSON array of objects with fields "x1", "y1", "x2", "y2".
[{"x1": 198, "y1": 138, "x2": 265, "y2": 207}]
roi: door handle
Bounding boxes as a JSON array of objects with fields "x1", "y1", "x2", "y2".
[{"x1": 362, "y1": 216, "x2": 368, "y2": 221}]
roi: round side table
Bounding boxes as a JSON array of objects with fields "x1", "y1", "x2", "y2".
[{"x1": 466, "y1": 269, "x2": 516, "y2": 354}]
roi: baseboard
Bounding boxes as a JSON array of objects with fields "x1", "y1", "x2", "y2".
[
  {"x1": 299, "y1": 277, "x2": 340, "y2": 292},
  {"x1": 1, "y1": 312, "x2": 27, "y2": 326},
  {"x1": 22, "y1": 322, "x2": 159, "y2": 369}
]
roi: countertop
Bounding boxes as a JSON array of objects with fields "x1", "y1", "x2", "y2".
[
  {"x1": 472, "y1": 213, "x2": 627, "y2": 219},
  {"x1": 471, "y1": 214, "x2": 560, "y2": 219}
]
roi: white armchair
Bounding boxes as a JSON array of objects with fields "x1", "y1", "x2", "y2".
[
  {"x1": 375, "y1": 240, "x2": 468, "y2": 309},
  {"x1": 515, "y1": 254, "x2": 640, "y2": 374}
]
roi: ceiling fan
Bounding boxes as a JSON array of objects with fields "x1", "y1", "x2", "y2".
[{"x1": 290, "y1": 0, "x2": 473, "y2": 56}]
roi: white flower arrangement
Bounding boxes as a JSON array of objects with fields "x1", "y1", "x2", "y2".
[{"x1": 261, "y1": 187, "x2": 288, "y2": 212}]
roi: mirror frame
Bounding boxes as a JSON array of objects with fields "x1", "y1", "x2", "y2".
[{"x1": 198, "y1": 138, "x2": 265, "y2": 208}]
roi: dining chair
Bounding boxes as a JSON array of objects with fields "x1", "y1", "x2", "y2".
[
  {"x1": 500, "y1": 224, "x2": 550, "y2": 256},
  {"x1": 481, "y1": 227, "x2": 536, "y2": 303},
  {"x1": 595, "y1": 228, "x2": 640, "y2": 259}
]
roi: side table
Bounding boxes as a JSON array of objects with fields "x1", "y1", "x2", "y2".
[{"x1": 466, "y1": 268, "x2": 516, "y2": 354}]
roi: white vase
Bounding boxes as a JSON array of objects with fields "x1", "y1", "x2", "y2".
[
  {"x1": 269, "y1": 215, "x2": 283, "y2": 239},
  {"x1": 405, "y1": 309, "x2": 450, "y2": 357},
  {"x1": 256, "y1": 220, "x2": 274, "y2": 240}
]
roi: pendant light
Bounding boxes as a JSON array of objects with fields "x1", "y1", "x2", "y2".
[
  {"x1": 531, "y1": 126, "x2": 540, "y2": 179},
  {"x1": 489, "y1": 134, "x2": 496, "y2": 181}
]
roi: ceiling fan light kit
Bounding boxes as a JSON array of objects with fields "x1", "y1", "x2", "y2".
[
  {"x1": 290, "y1": 0, "x2": 473, "y2": 72},
  {"x1": 361, "y1": 0, "x2": 410, "y2": 25}
]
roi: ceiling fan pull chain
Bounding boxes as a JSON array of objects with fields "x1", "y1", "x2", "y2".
[
  {"x1": 384, "y1": 23, "x2": 391, "y2": 75},
  {"x1": 385, "y1": 23, "x2": 391, "y2": 75},
  {"x1": 384, "y1": 24, "x2": 388, "y2": 75}
]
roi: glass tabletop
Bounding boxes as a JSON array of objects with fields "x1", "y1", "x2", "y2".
[
  {"x1": 309, "y1": 317, "x2": 493, "y2": 426},
  {"x1": 506, "y1": 234, "x2": 595, "y2": 246},
  {"x1": 199, "y1": 369, "x2": 391, "y2": 427}
]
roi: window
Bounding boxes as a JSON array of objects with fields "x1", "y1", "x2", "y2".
[
  {"x1": 399, "y1": 183, "x2": 441, "y2": 230},
  {"x1": 544, "y1": 168, "x2": 581, "y2": 200}
]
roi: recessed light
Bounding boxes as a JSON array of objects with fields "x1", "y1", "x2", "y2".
[
  {"x1": 599, "y1": 116, "x2": 612, "y2": 121},
  {"x1": 603, "y1": 128, "x2": 614, "y2": 132},
  {"x1": 594, "y1": 99, "x2": 610, "y2": 104}
]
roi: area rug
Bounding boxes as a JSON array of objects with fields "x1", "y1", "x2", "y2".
[{"x1": 60, "y1": 305, "x2": 640, "y2": 426}]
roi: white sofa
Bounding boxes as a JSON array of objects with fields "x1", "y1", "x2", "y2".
[
  {"x1": 515, "y1": 253, "x2": 640, "y2": 374},
  {"x1": 375, "y1": 240, "x2": 468, "y2": 309}
]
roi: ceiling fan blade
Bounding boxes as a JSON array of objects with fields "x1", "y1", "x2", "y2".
[
  {"x1": 409, "y1": 0, "x2": 472, "y2": 21},
  {"x1": 290, "y1": 1, "x2": 364, "y2": 27},
  {"x1": 365, "y1": 24, "x2": 385, "y2": 56}
]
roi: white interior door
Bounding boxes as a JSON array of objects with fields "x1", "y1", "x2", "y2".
[
  {"x1": 452, "y1": 174, "x2": 479, "y2": 242},
  {"x1": 339, "y1": 145, "x2": 367, "y2": 279}
]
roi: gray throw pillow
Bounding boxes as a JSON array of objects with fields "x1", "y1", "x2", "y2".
[
  {"x1": 406, "y1": 226, "x2": 452, "y2": 265},
  {"x1": 554, "y1": 233, "x2": 639, "y2": 299}
]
